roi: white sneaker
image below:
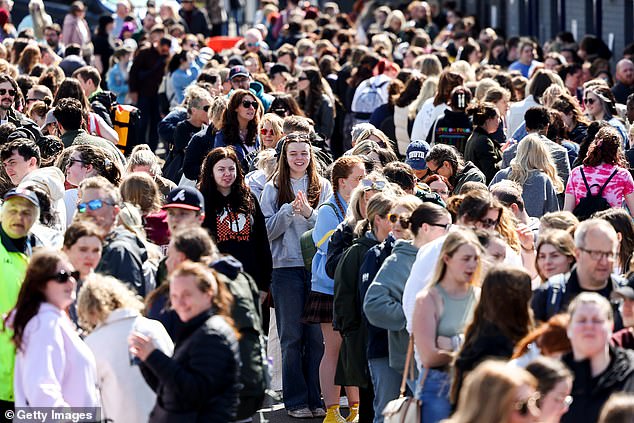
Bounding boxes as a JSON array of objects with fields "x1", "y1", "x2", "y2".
[
  {"x1": 287, "y1": 407, "x2": 314, "y2": 418},
  {"x1": 312, "y1": 407, "x2": 326, "y2": 417}
]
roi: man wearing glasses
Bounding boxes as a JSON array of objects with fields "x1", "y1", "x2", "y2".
[
  {"x1": 531, "y1": 219, "x2": 632, "y2": 330},
  {"x1": 228, "y1": 65, "x2": 273, "y2": 112},
  {"x1": 0, "y1": 188, "x2": 40, "y2": 419},
  {"x1": 0, "y1": 74, "x2": 42, "y2": 142},
  {"x1": 77, "y1": 176, "x2": 149, "y2": 297}
]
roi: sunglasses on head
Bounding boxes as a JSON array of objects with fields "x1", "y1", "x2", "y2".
[
  {"x1": 0, "y1": 88, "x2": 16, "y2": 96},
  {"x1": 51, "y1": 269, "x2": 80, "y2": 283},
  {"x1": 77, "y1": 199, "x2": 115, "y2": 213},
  {"x1": 514, "y1": 393, "x2": 540, "y2": 417},
  {"x1": 388, "y1": 213, "x2": 410, "y2": 228},
  {"x1": 360, "y1": 179, "x2": 386, "y2": 191},
  {"x1": 242, "y1": 100, "x2": 258, "y2": 109},
  {"x1": 273, "y1": 108, "x2": 288, "y2": 117}
]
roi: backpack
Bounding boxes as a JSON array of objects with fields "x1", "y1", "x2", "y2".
[
  {"x1": 353, "y1": 79, "x2": 388, "y2": 120},
  {"x1": 111, "y1": 104, "x2": 141, "y2": 156},
  {"x1": 572, "y1": 167, "x2": 618, "y2": 221},
  {"x1": 300, "y1": 203, "x2": 339, "y2": 271}
]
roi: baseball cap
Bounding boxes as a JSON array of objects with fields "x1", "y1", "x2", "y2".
[
  {"x1": 405, "y1": 140, "x2": 431, "y2": 171},
  {"x1": 163, "y1": 187, "x2": 205, "y2": 212},
  {"x1": 229, "y1": 65, "x2": 250, "y2": 80},
  {"x1": 3, "y1": 188, "x2": 40, "y2": 208},
  {"x1": 42, "y1": 108, "x2": 57, "y2": 128}
]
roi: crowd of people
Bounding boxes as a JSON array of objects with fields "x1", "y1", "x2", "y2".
[{"x1": 3, "y1": 0, "x2": 634, "y2": 422}]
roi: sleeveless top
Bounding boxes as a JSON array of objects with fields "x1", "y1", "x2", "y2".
[{"x1": 436, "y1": 284, "x2": 477, "y2": 338}]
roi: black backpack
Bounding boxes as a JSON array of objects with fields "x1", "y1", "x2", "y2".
[{"x1": 572, "y1": 167, "x2": 618, "y2": 221}]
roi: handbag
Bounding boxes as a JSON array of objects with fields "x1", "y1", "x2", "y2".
[{"x1": 383, "y1": 336, "x2": 428, "y2": 423}]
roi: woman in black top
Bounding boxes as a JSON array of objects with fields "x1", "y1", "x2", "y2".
[
  {"x1": 297, "y1": 67, "x2": 335, "y2": 141},
  {"x1": 162, "y1": 85, "x2": 212, "y2": 182},
  {"x1": 130, "y1": 261, "x2": 241, "y2": 422},
  {"x1": 199, "y1": 147, "x2": 272, "y2": 293}
]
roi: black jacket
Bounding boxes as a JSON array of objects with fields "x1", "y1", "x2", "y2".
[
  {"x1": 89, "y1": 90, "x2": 117, "y2": 127},
  {"x1": 450, "y1": 161, "x2": 486, "y2": 195},
  {"x1": 163, "y1": 120, "x2": 202, "y2": 183},
  {"x1": 141, "y1": 309, "x2": 240, "y2": 423},
  {"x1": 562, "y1": 346, "x2": 634, "y2": 423},
  {"x1": 179, "y1": 8, "x2": 211, "y2": 37},
  {"x1": 463, "y1": 127, "x2": 502, "y2": 184},
  {"x1": 96, "y1": 227, "x2": 149, "y2": 297},
  {"x1": 183, "y1": 124, "x2": 216, "y2": 181},
  {"x1": 325, "y1": 221, "x2": 354, "y2": 280}
]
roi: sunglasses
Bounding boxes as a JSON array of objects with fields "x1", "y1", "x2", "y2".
[
  {"x1": 583, "y1": 97, "x2": 595, "y2": 105},
  {"x1": 298, "y1": 75, "x2": 308, "y2": 81},
  {"x1": 67, "y1": 158, "x2": 86, "y2": 167},
  {"x1": 0, "y1": 88, "x2": 16, "y2": 96},
  {"x1": 201, "y1": 105, "x2": 211, "y2": 112},
  {"x1": 261, "y1": 127, "x2": 275, "y2": 135},
  {"x1": 51, "y1": 269, "x2": 81, "y2": 283},
  {"x1": 429, "y1": 222, "x2": 452, "y2": 232},
  {"x1": 427, "y1": 164, "x2": 440, "y2": 175},
  {"x1": 273, "y1": 108, "x2": 288, "y2": 117},
  {"x1": 242, "y1": 100, "x2": 258, "y2": 109},
  {"x1": 388, "y1": 213, "x2": 410, "y2": 228},
  {"x1": 25, "y1": 97, "x2": 38, "y2": 103},
  {"x1": 360, "y1": 179, "x2": 386, "y2": 191},
  {"x1": 77, "y1": 199, "x2": 115, "y2": 213},
  {"x1": 479, "y1": 218, "x2": 499, "y2": 229}
]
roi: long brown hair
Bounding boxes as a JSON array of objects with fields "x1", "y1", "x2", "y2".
[
  {"x1": 273, "y1": 133, "x2": 321, "y2": 209},
  {"x1": 6, "y1": 250, "x2": 65, "y2": 351},
  {"x1": 198, "y1": 147, "x2": 254, "y2": 215},
  {"x1": 330, "y1": 155, "x2": 365, "y2": 215},
  {"x1": 512, "y1": 313, "x2": 571, "y2": 359},
  {"x1": 433, "y1": 70, "x2": 464, "y2": 106},
  {"x1": 584, "y1": 126, "x2": 628, "y2": 168},
  {"x1": 221, "y1": 89, "x2": 260, "y2": 147}
]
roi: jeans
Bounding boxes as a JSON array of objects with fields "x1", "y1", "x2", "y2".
[
  {"x1": 368, "y1": 357, "x2": 402, "y2": 423},
  {"x1": 137, "y1": 94, "x2": 160, "y2": 151},
  {"x1": 416, "y1": 368, "x2": 451, "y2": 423},
  {"x1": 271, "y1": 267, "x2": 324, "y2": 411}
]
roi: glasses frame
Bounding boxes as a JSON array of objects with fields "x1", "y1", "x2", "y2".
[
  {"x1": 579, "y1": 247, "x2": 615, "y2": 261},
  {"x1": 360, "y1": 179, "x2": 387, "y2": 191},
  {"x1": 241, "y1": 100, "x2": 258, "y2": 109},
  {"x1": 429, "y1": 222, "x2": 452, "y2": 232},
  {"x1": 0, "y1": 88, "x2": 16, "y2": 97},
  {"x1": 387, "y1": 213, "x2": 410, "y2": 229}
]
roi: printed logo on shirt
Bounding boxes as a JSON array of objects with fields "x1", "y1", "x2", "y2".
[{"x1": 216, "y1": 208, "x2": 251, "y2": 242}]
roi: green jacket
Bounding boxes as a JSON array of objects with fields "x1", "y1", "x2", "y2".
[
  {"x1": 0, "y1": 230, "x2": 31, "y2": 402},
  {"x1": 333, "y1": 233, "x2": 378, "y2": 388}
]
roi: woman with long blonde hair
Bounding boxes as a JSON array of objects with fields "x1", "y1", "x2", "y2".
[
  {"x1": 490, "y1": 134, "x2": 562, "y2": 217},
  {"x1": 412, "y1": 229, "x2": 484, "y2": 423},
  {"x1": 445, "y1": 360, "x2": 540, "y2": 423}
]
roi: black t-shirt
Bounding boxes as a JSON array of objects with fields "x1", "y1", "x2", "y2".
[{"x1": 92, "y1": 34, "x2": 114, "y2": 77}]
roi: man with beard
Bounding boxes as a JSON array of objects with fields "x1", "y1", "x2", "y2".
[
  {"x1": 612, "y1": 59, "x2": 634, "y2": 104},
  {"x1": 43, "y1": 24, "x2": 64, "y2": 56},
  {"x1": 0, "y1": 75, "x2": 42, "y2": 143}
]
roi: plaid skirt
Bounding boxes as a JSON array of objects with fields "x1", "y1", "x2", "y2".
[{"x1": 301, "y1": 291, "x2": 334, "y2": 324}]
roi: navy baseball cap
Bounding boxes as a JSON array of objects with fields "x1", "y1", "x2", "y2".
[
  {"x1": 405, "y1": 140, "x2": 431, "y2": 171},
  {"x1": 229, "y1": 65, "x2": 250, "y2": 80},
  {"x1": 163, "y1": 187, "x2": 205, "y2": 213},
  {"x1": 3, "y1": 188, "x2": 40, "y2": 208}
]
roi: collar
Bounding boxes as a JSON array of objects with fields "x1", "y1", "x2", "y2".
[
  {"x1": 101, "y1": 308, "x2": 140, "y2": 327},
  {"x1": 0, "y1": 225, "x2": 30, "y2": 254},
  {"x1": 176, "y1": 308, "x2": 214, "y2": 343},
  {"x1": 88, "y1": 88, "x2": 104, "y2": 101}
]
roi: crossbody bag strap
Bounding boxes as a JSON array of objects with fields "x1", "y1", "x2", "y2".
[{"x1": 400, "y1": 336, "x2": 414, "y2": 397}]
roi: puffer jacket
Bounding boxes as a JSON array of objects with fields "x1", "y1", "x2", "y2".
[{"x1": 141, "y1": 310, "x2": 240, "y2": 423}]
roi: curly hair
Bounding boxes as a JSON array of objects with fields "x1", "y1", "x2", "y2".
[{"x1": 583, "y1": 126, "x2": 627, "y2": 167}]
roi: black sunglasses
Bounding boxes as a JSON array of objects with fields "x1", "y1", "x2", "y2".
[
  {"x1": 273, "y1": 107, "x2": 288, "y2": 117},
  {"x1": 0, "y1": 88, "x2": 16, "y2": 96},
  {"x1": 479, "y1": 218, "x2": 499, "y2": 229},
  {"x1": 388, "y1": 213, "x2": 410, "y2": 229},
  {"x1": 51, "y1": 269, "x2": 81, "y2": 283},
  {"x1": 241, "y1": 100, "x2": 258, "y2": 109},
  {"x1": 583, "y1": 97, "x2": 595, "y2": 105},
  {"x1": 202, "y1": 105, "x2": 211, "y2": 112},
  {"x1": 429, "y1": 222, "x2": 452, "y2": 232}
]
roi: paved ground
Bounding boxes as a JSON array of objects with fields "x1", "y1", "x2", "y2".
[{"x1": 253, "y1": 394, "x2": 352, "y2": 423}]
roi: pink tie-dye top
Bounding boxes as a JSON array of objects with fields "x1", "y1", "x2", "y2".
[{"x1": 565, "y1": 164, "x2": 634, "y2": 207}]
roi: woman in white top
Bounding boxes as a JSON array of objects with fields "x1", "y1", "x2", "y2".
[
  {"x1": 78, "y1": 274, "x2": 173, "y2": 423},
  {"x1": 10, "y1": 249, "x2": 100, "y2": 407}
]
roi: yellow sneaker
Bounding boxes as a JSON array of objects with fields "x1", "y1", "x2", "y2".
[
  {"x1": 345, "y1": 403, "x2": 359, "y2": 423},
  {"x1": 323, "y1": 405, "x2": 346, "y2": 423}
]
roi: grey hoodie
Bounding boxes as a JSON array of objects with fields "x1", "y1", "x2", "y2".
[
  {"x1": 260, "y1": 175, "x2": 332, "y2": 268},
  {"x1": 363, "y1": 239, "x2": 419, "y2": 373}
]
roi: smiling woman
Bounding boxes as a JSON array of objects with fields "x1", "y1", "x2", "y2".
[{"x1": 8, "y1": 249, "x2": 100, "y2": 408}]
